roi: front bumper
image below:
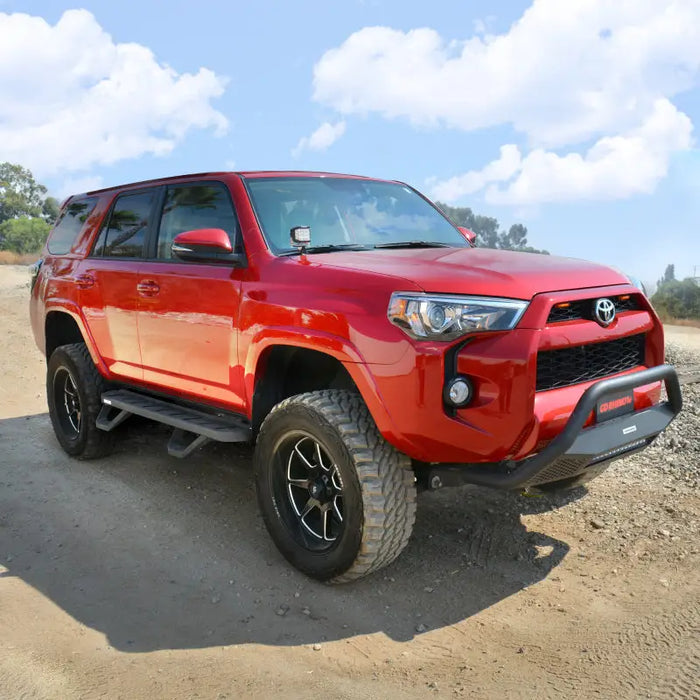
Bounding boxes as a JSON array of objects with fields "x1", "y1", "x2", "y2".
[{"x1": 424, "y1": 364, "x2": 682, "y2": 491}]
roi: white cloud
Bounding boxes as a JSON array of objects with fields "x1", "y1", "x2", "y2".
[
  {"x1": 431, "y1": 144, "x2": 522, "y2": 201},
  {"x1": 433, "y1": 99, "x2": 693, "y2": 204},
  {"x1": 312, "y1": 0, "x2": 700, "y2": 204},
  {"x1": 488, "y1": 100, "x2": 692, "y2": 204},
  {"x1": 55, "y1": 175, "x2": 104, "y2": 199},
  {"x1": 292, "y1": 121, "x2": 346, "y2": 157},
  {"x1": 0, "y1": 9, "x2": 228, "y2": 176}
]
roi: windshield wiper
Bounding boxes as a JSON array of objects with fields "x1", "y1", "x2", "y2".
[
  {"x1": 280, "y1": 243, "x2": 372, "y2": 256},
  {"x1": 373, "y1": 240, "x2": 453, "y2": 249}
]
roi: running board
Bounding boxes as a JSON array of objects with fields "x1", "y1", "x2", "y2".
[{"x1": 97, "y1": 389, "x2": 251, "y2": 458}]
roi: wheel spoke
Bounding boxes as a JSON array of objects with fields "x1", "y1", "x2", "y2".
[
  {"x1": 316, "y1": 441, "x2": 329, "y2": 471},
  {"x1": 59, "y1": 370, "x2": 82, "y2": 434},
  {"x1": 322, "y1": 506, "x2": 332, "y2": 541},
  {"x1": 299, "y1": 498, "x2": 323, "y2": 539},
  {"x1": 331, "y1": 470, "x2": 342, "y2": 491},
  {"x1": 293, "y1": 442, "x2": 315, "y2": 471},
  {"x1": 332, "y1": 495, "x2": 343, "y2": 523},
  {"x1": 281, "y1": 433, "x2": 345, "y2": 548},
  {"x1": 300, "y1": 498, "x2": 315, "y2": 518}
]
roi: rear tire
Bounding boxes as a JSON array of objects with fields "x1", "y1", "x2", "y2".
[
  {"x1": 47, "y1": 343, "x2": 114, "y2": 459},
  {"x1": 254, "y1": 390, "x2": 416, "y2": 582}
]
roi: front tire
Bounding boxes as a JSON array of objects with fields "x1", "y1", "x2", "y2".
[
  {"x1": 254, "y1": 390, "x2": 416, "y2": 582},
  {"x1": 47, "y1": 343, "x2": 114, "y2": 459}
]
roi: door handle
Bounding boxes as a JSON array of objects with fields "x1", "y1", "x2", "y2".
[
  {"x1": 137, "y1": 279, "x2": 160, "y2": 296},
  {"x1": 75, "y1": 273, "x2": 96, "y2": 289}
]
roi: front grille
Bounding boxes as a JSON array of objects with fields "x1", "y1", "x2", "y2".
[
  {"x1": 547, "y1": 295, "x2": 640, "y2": 323},
  {"x1": 536, "y1": 334, "x2": 646, "y2": 391}
]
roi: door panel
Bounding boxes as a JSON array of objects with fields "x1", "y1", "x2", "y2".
[
  {"x1": 78, "y1": 259, "x2": 143, "y2": 380},
  {"x1": 136, "y1": 181, "x2": 245, "y2": 411},
  {"x1": 78, "y1": 188, "x2": 160, "y2": 381},
  {"x1": 137, "y1": 262, "x2": 244, "y2": 409}
]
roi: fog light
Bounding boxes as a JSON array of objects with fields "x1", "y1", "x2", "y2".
[{"x1": 444, "y1": 376, "x2": 473, "y2": 407}]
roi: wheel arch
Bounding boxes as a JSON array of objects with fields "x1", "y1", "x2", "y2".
[
  {"x1": 45, "y1": 310, "x2": 84, "y2": 359},
  {"x1": 248, "y1": 336, "x2": 403, "y2": 446},
  {"x1": 251, "y1": 344, "x2": 358, "y2": 433},
  {"x1": 44, "y1": 307, "x2": 107, "y2": 377}
]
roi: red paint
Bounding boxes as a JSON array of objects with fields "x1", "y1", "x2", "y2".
[
  {"x1": 30, "y1": 171, "x2": 667, "y2": 465},
  {"x1": 173, "y1": 227, "x2": 233, "y2": 251}
]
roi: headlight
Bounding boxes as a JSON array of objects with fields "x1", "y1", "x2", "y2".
[
  {"x1": 612, "y1": 266, "x2": 648, "y2": 297},
  {"x1": 388, "y1": 292, "x2": 529, "y2": 341},
  {"x1": 626, "y1": 275, "x2": 647, "y2": 297}
]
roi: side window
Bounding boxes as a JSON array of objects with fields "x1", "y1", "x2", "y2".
[
  {"x1": 95, "y1": 191, "x2": 155, "y2": 258},
  {"x1": 48, "y1": 197, "x2": 99, "y2": 254},
  {"x1": 157, "y1": 183, "x2": 237, "y2": 259}
]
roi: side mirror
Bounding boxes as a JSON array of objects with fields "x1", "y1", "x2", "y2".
[
  {"x1": 171, "y1": 228, "x2": 243, "y2": 264},
  {"x1": 457, "y1": 227, "x2": 477, "y2": 247}
]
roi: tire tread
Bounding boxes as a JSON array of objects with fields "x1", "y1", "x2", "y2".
[
  {"x1": 47, "y1": 343, "x2": 114, "y2": 460},
  {"x1": 258, "y1": 390, "x2": 417, "y2": 582}
]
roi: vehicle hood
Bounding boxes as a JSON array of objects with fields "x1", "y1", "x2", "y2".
[{"x1": 315, "y1": 247, "x2": 629, "y2": 299}]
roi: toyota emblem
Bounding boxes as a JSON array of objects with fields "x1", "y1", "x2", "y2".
[{"x1": 594, "y1": 298, "x2": 616, "y2": 326}]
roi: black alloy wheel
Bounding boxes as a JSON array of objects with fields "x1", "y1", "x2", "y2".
[
  {"x1": 46, "y1": 343, "x2": 114, "y2": 459},
  {"x1": 278, "y1": 433, "x2": 345, "y2": 549},
  {"x1": 53, "y1": 366, "x2": 82, "y2": 437},
  {"x1": 254, "y1": 390, "x2": 416, "y2": 582}
]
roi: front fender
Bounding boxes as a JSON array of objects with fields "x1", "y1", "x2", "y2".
[{"x1": 243, "y1": 327, "x2": 407, "y2": 448}]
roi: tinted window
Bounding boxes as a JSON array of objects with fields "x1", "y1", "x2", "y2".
[
  {"x1": 157, "y1": 183, "x2": 237, "y2": 259},
  {"x1": 47, "y1": 197, "x2": 98, "y2": 254},
  {"x1": 98, "y1": 191, "x2": 155, "y2": 258},
  {"x1": 246, "y1": 177, "x2": 465, "y2": 253}
]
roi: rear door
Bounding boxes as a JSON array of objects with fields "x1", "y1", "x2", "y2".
[
  {"x1": 136, "y1": 181, "x2": 246, "y2": 411},
  {"x1": 78, "y1": 188, "x2": 160, "y2": 381}
]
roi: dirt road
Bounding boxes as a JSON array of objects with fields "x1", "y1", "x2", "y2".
[{"x1": 1, "y1": 266, "x2": 698, "y2": 699}]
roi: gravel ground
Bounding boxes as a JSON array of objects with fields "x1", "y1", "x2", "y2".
[
  {"x1": 642, "y1": 342, "x2": 700, "y2": 488},
  {"x1": 1, "y1": 266, "x2": 698, "y2": 700}
]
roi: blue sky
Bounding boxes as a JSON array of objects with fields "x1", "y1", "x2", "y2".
[{"x1": 1, "y1": 0, "x2": 699, "y2": 286}]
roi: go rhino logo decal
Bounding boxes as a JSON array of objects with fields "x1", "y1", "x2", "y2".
[{"x1": 599, "y1": 395, "x2": 633, "y2": 413}]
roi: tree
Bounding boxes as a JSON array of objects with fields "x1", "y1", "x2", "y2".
[
  {"x1": 652, "y1": 268, "x2": 700, "y2": 320},
  {"x1": 0, "y1": 162, "x2": 57, "y2": 254},
  {"x1": 436, "y1": 202, "x2": 549, "y2": 254},
  {"x1": 0, "y1": 163, "x2": 53, "y2": 223},
  {"x1": 657, "y1": 263, "x2": 675, "y2": 288},
  {"x1": 0, "y1": 216, "x2": 51, "y2": 254},
  {"x1": 43, "y1": 196, "x2": 60, "y2": 223}
]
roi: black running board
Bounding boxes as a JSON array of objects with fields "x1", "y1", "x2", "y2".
[{"x1": 97, "y1": 389, "x2": 251, "y2": 458}]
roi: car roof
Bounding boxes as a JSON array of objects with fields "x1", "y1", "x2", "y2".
[{"x1": 84, "y1": 170, "x2": 392, "y2": 196}]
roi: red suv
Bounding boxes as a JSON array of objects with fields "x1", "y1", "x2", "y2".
[{"x1": 30, "y1": 171, "x2": 682, "y2": 582}]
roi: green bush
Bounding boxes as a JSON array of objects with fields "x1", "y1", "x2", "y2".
[
  {"x1": 0, "y1": 216, "x2": 51, "y2": 254},
  {"x1": 652, "y1": 279, "x2": 700, "y2": 320}
]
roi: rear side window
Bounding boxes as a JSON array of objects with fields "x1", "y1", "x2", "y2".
[
  {"x1": 47, "y1": 197, "x2": 98, "y2": 254},
  {"x1": 157, "y1": 183, "x2": 238, "y2": 259},
  {"x1": 94, "y1": 190, "x2": 156, "y2": 258}
]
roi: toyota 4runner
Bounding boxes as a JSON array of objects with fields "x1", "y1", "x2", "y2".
[{"x1": 29, "y1": 171, "x2": 682, "y2": 582}]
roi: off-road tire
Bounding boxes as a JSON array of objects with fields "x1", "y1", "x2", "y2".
[
  {"x1": 254, "y1": 390, "x2": 417, "y2": 583},
  {"x1": 47, "y1": 343, "x2": 114, "y2": 459}
]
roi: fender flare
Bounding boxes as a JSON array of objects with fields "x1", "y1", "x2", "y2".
[
  {"x1": 44, "y1": 300, "x2": 110, "y2": 378},
  {"x1": 245, "y1": 327, "x2": 402, "y2": 444}
]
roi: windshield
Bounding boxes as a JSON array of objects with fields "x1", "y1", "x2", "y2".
[{"x1": 245, "y1": 177, "x2": 467, "y2": 254}]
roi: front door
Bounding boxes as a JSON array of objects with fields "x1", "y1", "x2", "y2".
[
  {"x1": 79, "y1": 188, "x2": 160, "y2": 381},
  {"x1": 136, "y1": 181, "x2": 246, "y2": 412}
]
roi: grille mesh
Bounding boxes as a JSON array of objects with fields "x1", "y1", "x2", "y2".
[
  {"x1": 536, "y1": 334, "x2": 646, "y2": 391},
  {"x1": 525, "y1": 456, "x2": 589, "y2": 485},
  {"x1": 547, "y1": 295, "x2": 640, "y2": 323}
]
